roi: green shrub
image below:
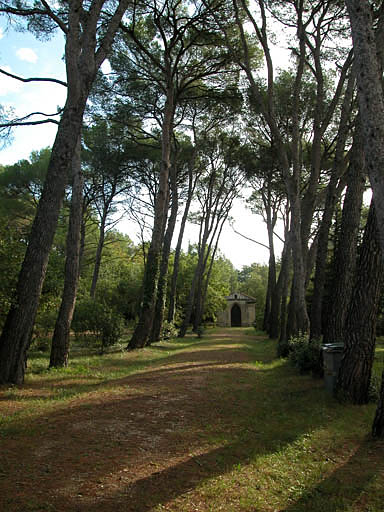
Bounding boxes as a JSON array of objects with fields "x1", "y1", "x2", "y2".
[
  {"x1": 72, "y1": 299, "x2": 125, "y2": 353},
  {"x1": 160, "y1": 321, "x2": 178, "y2": 340},
  {"x1": 368, "y1": 374, "x2": 382, "y2": 402},
  {"x1": 31, "y1": 310, "x2": 58, "y2": 352},
  {"x1": 288, "y1": 333, "x2": 323, "y2": 377}
]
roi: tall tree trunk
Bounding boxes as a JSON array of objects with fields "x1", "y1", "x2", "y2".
[
  {"x1": 195, "y1": 216, "x2": 227, "y2": 330},
  {"x1": 310, "y1": 75, "x2": 354, "y2": 340},
  {"x1": 89, "y1": 211, "x2": 108, "y2": 299},
  {"x1": 150, "y1": 165, "x2": 179, "y2": 344},
  {"x1": 286, "y1": 197, "x2": 310, "y2": 337},
  {"x1": 270, "y1": 228, "x2": 290, "y2": 340},
  {"x1": 167, "y1": 165, "x2": 195, "y2": 324},
  {"x1": 0, "y1": 0, "x2": 131, "y2": 384},
  {"x1": 277, "y1": 239, "x2": 292, "y2": 355},
  {"x1": 263, "y1": 201, "x2": 277, "y2": 333},
  {"x1": 345, "y1": 0, "x2": 384, "y2": 260},
  {"x1": 192, "y1": 244, "x2": 210, "y2": 332},
  {"x1": 336, "y1": 202, "x2": 383, "y2": 403},
  {"x1": 0, "y1": 94, "x2": 87, "y2": 384},
  {"x1": 179, "y1": 265, "x2": 199, "y2": 338},
  {"x1": 179, "y1": 185, "x2": 213, "y2": 337},
  {"x1": 128, "y1": 90, "x2": 175, "y2": 349},
  {"x1": 49, "y1": 136, "x2": 83, "y2": 368},
  {"x1": 323, "y1": 122, "x2": 366, "y2": 343}
]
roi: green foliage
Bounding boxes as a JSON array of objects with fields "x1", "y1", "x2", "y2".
[
  {"x1": 368, "y1": 374, "x2": 381, "y2": 402},
  {"x1": 0, "y1": 148, "x2": 51, "y2": 327},
  {"x1": 31, "y1": 309, "x2": 58, "y2": 352},
  {"x1": 237, "y1": 263, "x2": 268, "y2": 329},
  {"x1": 72, "y1": 299, "x2": 125, "y2": 353},
  {"x1": 288, "y1": 333, "x2": 323, "y2": 377},
  {"x1": 174, "y1": 247, "x2": 237, "y2": 324},
  {"x1": 160, "y1": 321, "x2": 178, "y2": 340}
]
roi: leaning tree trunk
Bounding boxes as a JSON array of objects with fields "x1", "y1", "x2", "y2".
[
  {"x1": 323, "y1": 121, "x2": 366, "y2": 343},
  {"x1": 128, "y1": 89, "x2": 175, "y2": 349},
  {"x1": 0, "y1": 0, "x2": 131, "y2": 385},
  {"x1": 336, "y1": 202, "x2": 383, "y2": 404},
  {"x1": 50, "y1": 136, "x2": 83, "y2": 368},
  {"x1": 0, "y1": 94, "x2": 88, "y2": 384},
  {"x1": 150, "y1": 164, "x2": 179, "y2": 344}
]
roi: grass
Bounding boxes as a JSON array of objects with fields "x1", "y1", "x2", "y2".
[
  {"x1": 1, "y1": 328, "x2": 384, "y2": 511},
  {"x1": 0, "y1": 334, "x2": 199, "y2": 437}
]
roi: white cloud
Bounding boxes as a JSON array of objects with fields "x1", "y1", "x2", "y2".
[
  {"x1": 0, "y1": 66, "x2": 23, "y2": 96},
  {"x1": 16, "y1": 47, "x2": 38, "y2": 64},
  {"x1": 0, "y1": 28, "x2": 4, "y2": 39}
]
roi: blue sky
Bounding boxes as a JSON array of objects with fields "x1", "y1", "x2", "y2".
[{"x1": 0, "y1": 20, "x2": 66, "y2": 165}]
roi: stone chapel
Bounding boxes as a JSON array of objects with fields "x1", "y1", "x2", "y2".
[{"x1": 217, "y1": 292, "x2": 256, "y2": 327}]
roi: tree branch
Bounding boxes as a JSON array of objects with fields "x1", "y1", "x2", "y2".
[
  {"x1": 231, "y1": 225, "x2": 270, "y2": 250},
  {"x1": 0, "y1": 119, "x2": 59, "y2": 128},
  {"x1": 0, "y1": 68, "x2": 67, "y2": 87}
]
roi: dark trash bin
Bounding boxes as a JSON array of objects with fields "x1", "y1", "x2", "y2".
[{"x1": 322, "y1": 343, "x2": 344, "y2": 394}]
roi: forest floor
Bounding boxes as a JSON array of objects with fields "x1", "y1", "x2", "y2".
[{"x1": 0, "y1": 327, "x2": 384, "y2": 512}]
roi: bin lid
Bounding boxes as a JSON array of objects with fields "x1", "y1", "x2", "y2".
[{"x1": 322, "y1": 343, "x2": 344, "y2": 352}]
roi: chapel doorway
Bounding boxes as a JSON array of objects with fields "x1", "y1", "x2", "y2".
[{"x1": 231, "y1": 303, "x2": 242, "y2": 327}]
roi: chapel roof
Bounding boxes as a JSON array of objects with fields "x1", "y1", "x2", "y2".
[{"x1": 225, "y1": 292, "x2": 257, "y2": 303}]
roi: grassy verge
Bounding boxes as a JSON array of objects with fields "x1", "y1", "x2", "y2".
[{"x1": 0, "y1": 334, "x2": 198, "y2": 438}]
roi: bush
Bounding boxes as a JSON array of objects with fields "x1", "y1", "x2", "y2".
[
  {"x1": 72, "y1": 299, "x2": 125, "y2": 353},
  {"x1": 288, "y1": 333, "x2": 323, "y2": 377},
  {"x1": 160, "y1": 321, "x2": 178, "y2": 340},
  {"x1": 30, "y1": 310, "x2": 58, "y2": 352}
]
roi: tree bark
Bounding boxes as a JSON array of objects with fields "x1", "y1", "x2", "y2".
[
  {"x1": 262, "y1": 197, "x2": 277, "y2": 333},
  {"x1": 277, "y1": 237, "x2": 292, "y2": 355},
  {"x1": 49, "y1": 136, "x2": 83, "y2": 368},
  {"x1": 0, "y1": 0, "x2": 130, "y2": 385},
  {"x1": 336, "y1": 202, "x2": 383, "y2": 404},
  {"x1": 167, "y1": 163, "x2": 196, "y2": 324},
  {"x1": 150, "y1": 164, "x2": 179, "y2": 344},
  {"x1": 269, "y1": 214, "x2": 290, "y2": 340},
  {"x1": 128, "y1": 89, "x2": 175, "y2": 349},
  {"x1": 89, "y1": 204, "x2": 110, "y2": 299},
  {"x1": 195, "y1": 214, "x2": 227, "y2": 330},
  {"x1": 0, "y1": 95, "x2": 87, "y2": 384},
  {"x1": 323, "y1": 121, "x2": 365, "y2": 343},
  {"x1": 310, "y1": 74, "x2": 354, "y2": 340},
  {"x1": 345, "y1": 0, "x2": 384, "y2": 260}
]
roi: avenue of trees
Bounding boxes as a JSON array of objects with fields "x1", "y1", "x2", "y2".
[{"x1": 1, "y1": 0, "x2": 384, "y2": 436}]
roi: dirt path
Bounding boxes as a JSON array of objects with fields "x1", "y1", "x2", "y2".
[{"x1": 1, "y1": 329, "x2": 262, "y2": 512}]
